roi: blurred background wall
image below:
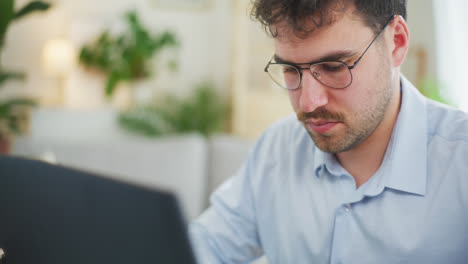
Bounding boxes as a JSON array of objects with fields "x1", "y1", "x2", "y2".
[{"x1": 1, "y1": 0, "x2": 233, "y2": 106}]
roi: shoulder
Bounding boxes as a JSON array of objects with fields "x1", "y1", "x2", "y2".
[
  {"x1": 425, "y1": 100, "x2": 468, "y2": 176},
  {"x1": 426, "y1": 99, "x2": 468, "y2": 144},
  {"x1": 425, "y1": 100, "x2": 468, "y2": 204}
]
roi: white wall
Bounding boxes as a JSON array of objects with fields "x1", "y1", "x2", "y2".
[
  {"x1": 433, "y1": 0, "x2": 468, "y2": 111},
  {"x1": 402, "y1": 0, "x2": 438, "y2": 85},
  {"x1": 1, "y1": 0, "x2": 233, "y2": 106}
]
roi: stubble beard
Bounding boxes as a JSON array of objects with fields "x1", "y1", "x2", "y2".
[{"x1": 305, "y1": 65, "x2": 393, "y2": 154}]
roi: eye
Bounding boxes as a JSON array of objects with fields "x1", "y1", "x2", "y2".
[
  {"x1": 320, "y1": 62, "x2": 347, "y2": 72},
  {"x1": 282, "y1": 65, "x2": 299, "y2": 74}
]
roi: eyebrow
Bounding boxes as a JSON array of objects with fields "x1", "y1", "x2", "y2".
[{"x1": 274, "y1": 50, "x2": 358, "y2": 65}]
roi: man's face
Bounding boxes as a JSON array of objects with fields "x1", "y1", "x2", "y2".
[{"x1": 274, "y1": 12, "x2": 394, "y2": 153}]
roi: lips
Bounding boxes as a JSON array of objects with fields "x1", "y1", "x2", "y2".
[{"x1": 306, "y1": 120, "x2": 340, "y2": 134}]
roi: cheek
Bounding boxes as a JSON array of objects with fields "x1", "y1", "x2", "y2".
[
  {"x1": 288, "y1": 90, "x2": 301, "y2": 112},
  {"x1": 343, "y1": 82, "x2": 365, "y2": 104},
  {"x1": 343, "y1": 61, "x2": 382, "y2": 107},
  {"x1": 332, "y1": 81, "x2": 368, "y2": 116}
]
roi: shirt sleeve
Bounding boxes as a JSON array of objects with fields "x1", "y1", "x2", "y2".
[{"x1": 189, "y1": 155, "x2": 263, "y2": 264}]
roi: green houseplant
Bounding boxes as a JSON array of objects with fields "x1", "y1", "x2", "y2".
[
  {"x1": 417, "y1": 77, "x2": 453, "y2": 106},
  {"x1": 0, "y1": 0, "x2": 51, "y2": 153},
  {"x1": 118, "y1": 82, "x2": 229, "y2": 137},
  {"x1": 79, "y1": 10, "x2": 178, "y2": 98},
  {"x1": 1, "y1": 0, "x2": 51, "y2": 82}
]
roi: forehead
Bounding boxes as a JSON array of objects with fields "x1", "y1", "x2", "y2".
[{"x1": 273, "y1": 12, "x2": 371, "y2": 63}]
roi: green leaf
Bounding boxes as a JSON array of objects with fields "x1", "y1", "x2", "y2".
[
  {"x1": 0, "y1": 98, "x2": 36, "y2": 108},
  {"x1": 0, "y1": 0, "x2": 15, "y2": 45},
  {"x1": 0, "y1": 98, "x2": 36, "y2": 135},
  {"x1": 105, "y1": 71, "x2": 123, "y2": 97},
  {"x1": 77, "y1": 10, "x2": 179, "y2": 99},
  {"x1": 0, "y1": 98, "x2": 35, "y2": 118},
  {"x1": 0, "y1": 72, "x2": 25, "y2": 87},
  {"x1": 118, "y1": 108, "x2": 170, "y2": 137},
  {"x1": 118, "y1": 82, "x2": 228, "y2": 137},
  {"x1": 14, "y1": 1, "x2": 51, "y2": 20}
]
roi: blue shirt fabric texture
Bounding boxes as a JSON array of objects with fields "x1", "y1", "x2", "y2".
[{"x1": 190, "y1": 77, "x2": 468, "y2": 264}]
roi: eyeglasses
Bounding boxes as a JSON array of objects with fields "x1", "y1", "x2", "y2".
[{"x1": 264, "y1": 15, "x2": 396, "y2": 90}]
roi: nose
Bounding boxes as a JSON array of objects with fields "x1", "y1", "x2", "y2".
[{"x1": 298, "y1": 70, "x2": 329, "y2": 113}]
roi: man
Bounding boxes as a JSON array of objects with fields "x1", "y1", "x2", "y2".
[{"x1": 190, "y1": 0, "x2": 468, "y2": 263}]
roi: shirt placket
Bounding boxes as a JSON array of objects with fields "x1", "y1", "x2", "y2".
[{"x1": 329, "y1": 174, "x2": 360, "y2": 264}]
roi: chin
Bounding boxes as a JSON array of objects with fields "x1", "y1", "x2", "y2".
[
  {"x1": 309, "y1": 132, "x2": 340, "y2": 153},
  {"x1": 309, "y1": 130, "x2": 364, "y2": 154}
]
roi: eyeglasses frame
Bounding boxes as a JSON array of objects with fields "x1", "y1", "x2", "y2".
[{"x1": 264, "y1": 15, "x2": 397, "y2": 90}]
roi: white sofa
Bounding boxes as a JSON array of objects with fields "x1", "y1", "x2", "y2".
[{"x1": 12, "y1": 109, "x2": 253, "y2": 220}]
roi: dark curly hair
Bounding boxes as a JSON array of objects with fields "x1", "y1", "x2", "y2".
[{"x1": 251, "y1": 0, "x2": 407, "y2": 38}]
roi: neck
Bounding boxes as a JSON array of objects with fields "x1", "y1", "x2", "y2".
[{"x1": 336, "y1": 81, "x2": 402, "y2": 188}]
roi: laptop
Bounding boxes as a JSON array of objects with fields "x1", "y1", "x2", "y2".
[{"x1": 0, "y1": 155, "x2": 197, "y2": 264}]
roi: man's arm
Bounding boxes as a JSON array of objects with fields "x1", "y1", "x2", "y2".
[{"x1": 189, "y1": 159, "x2": 263, "y2": 264}]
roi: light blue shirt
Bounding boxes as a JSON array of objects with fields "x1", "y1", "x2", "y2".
[{"x1": 190, "y1": 77, "x2": 468, "y2": 264}]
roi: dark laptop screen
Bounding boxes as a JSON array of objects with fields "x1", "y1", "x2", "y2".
[{"x1": 0, "y1": 155, "x2": 197, "y2": 264}]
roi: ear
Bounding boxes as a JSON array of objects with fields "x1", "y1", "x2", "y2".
[{"x1": 387, "y1": 15, "x2": 410, "y2": 67}]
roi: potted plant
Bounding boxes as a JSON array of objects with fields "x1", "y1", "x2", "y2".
[
  {"x1": 0, "y1": 99, "x2": 36, "y2": 153},
  {"x1": 79, "y1": 10, "x2": 178, "y2": 101},
  {"x1": 0, "y1": 0, "x2": 51, "y2": 154},
  {"x1": 118, "y1": 81, "x2": 229, "y2": 137}
]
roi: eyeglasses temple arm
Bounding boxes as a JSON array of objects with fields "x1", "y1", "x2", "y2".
[
  {"x1": 348, "y1": 15, "x2": 396, "y2": 70},
  {"x1": 264, "y1": 55, "x2": 275, "y2": 72}
]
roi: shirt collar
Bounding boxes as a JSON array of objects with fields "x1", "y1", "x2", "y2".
[
  {"x1": 313, "y1": 147, "x2": 330, "y2": 177},
  {"x1": 382, "y1": 76, "x2": 428, "y2": 196},
  {"x1": 313, "y1": 146, "x2": 346, "y2": 178},
  {"x1": 313, "y1": 76, "x2": 428, "y2": 196}
]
